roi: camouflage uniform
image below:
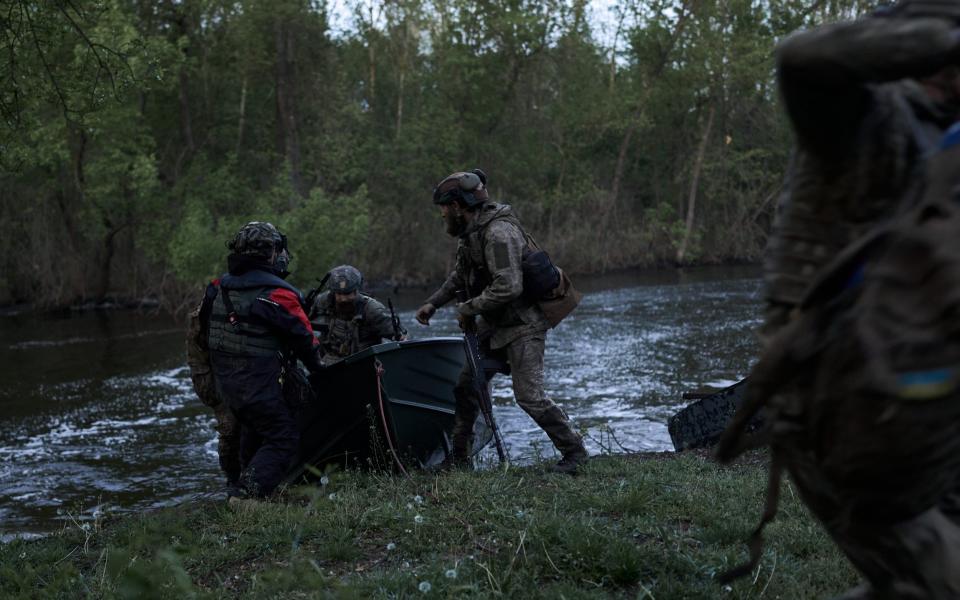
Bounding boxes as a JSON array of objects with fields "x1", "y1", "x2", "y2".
[
  {"x1": 753, "y1": 12, "x2": 960, "y2": 598},
  {"x1": 186, "y1": 303, "x2": 241, "y2": 486},
  {"x1": 309, "y1": 291, "x2": 400, "y2": 365},
  {"x1": 425, "y1": 202, "x2": 586, "y2": 464}
]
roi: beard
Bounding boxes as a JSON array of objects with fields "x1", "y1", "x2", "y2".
[{"x1": 444, "y1": 211, "x2": 468, "y2": 237}]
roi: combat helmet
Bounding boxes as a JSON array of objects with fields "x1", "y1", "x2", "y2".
[
  {"x1": 327, "y1": 265, "x2": 363, "y2": 294},
  {"x1": 433, "y1": 169, "x2": 489, "y2": 208},
  {"x1": 228, "y1": 221, "x2": 287, "y2": 259}
]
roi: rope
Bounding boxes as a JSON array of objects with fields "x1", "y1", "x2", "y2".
[{"x1": 374, "y1": 358, "x2": 410, "y2": 477}]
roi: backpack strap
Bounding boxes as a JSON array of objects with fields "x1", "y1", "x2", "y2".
[
  {"x1": 718, "y1": 450, "x2": 785, "y2": 583},
  {"x1": 219, "y1": 285, "x2": 241, "y2": 328}
]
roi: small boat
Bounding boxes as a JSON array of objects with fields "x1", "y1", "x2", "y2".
[
  {"x1": 284, "y1": 337, "x2": 491, "y2": 482},
  {"x1": 667, "y1": 378, "x2": 762, "y2": 451}
]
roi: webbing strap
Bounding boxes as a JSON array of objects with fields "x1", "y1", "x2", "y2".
[
  {"x1": 718, "y1": 451, "x2": 785, "y2": 583},
  {"x1": 220, "y1": 286, "x2": 241, "y2": 327}
]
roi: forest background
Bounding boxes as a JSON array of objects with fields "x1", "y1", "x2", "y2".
[{"x1": 0, "y1": 0, "x2": 879, "y2": 311}]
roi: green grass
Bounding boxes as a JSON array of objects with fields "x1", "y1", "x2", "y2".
[{"x1": 0, "y1": 453, "x2": 859, "y2": 598}]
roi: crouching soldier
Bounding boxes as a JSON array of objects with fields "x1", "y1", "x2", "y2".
[
  {"x1": 308, "y1": 265, "x2": 406, "y2": 366},
  {"x1": 416, "y1": 169, "x2": 588, "y2": 474},
  {"x1": 199, "y1": 222, "x2": 324, "y2": 502}
]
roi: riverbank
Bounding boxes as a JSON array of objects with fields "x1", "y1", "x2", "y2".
[
  {"x1": 0, "y1": 263, "x2": 763, "y2": 317},
  {"x1": 0, "y1": 452, "x2": 857, "y2": 598}
]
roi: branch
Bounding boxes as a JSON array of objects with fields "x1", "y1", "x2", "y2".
[{"x1": 21, "y1": 0, "x2": 73, "y2": 122}]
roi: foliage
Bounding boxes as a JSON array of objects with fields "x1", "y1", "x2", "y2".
[{"x1": 0, "y1": 0, "x2": 880, "y2": 308}]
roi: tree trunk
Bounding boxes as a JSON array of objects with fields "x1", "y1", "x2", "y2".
[
  {"x1": 676, "y1": 105, "x2": 715, "y2": 265},
  {"x1": 178, "y1": 67, "x2": 195, "y2": 154},
  {"x1": 236, "y1": 74, "x2": 247, "y2": 155},
  {"x1": 275, "y1": 20, "x2": 305, "y2": 198}
]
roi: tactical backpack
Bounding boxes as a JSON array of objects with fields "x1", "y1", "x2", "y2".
[
  {"x1": 715, "y1": 124, "x2": 960, "y2": 580},
  {"x1": 186, "y1": 302, "x2": 220, "y2": 408}
]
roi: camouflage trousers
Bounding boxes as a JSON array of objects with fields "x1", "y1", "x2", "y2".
[
  {"x1": 450, "y1": 333, "x2": 584, "y2": 460},
  {"x1": 786, "y1": 449, "x2": 960, "y2": 599},
  {"x1": 212, "y1": 402, "x2": 242, "y2": 486}
]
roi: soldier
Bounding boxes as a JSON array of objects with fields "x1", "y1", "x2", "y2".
[
  {"x1": 198, "y1": 222, "x2": 324, "y2": 502},
  {"x1": 308, "y1": 265, "x2": 406, "y2": 366},
  {"x1": 415, "y1": 169, "x2": 588, "y2": 474},
  {"x1": 720, "y1": 3, "x2": 960, "y2": 598},
  {"x1": 185, "y1": 302, "x2": 241, "y2": 491}
]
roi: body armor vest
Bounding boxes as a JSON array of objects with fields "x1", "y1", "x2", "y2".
[
  {"x1": 207, "y1": 267, "x2": 305, "y2": 358},
  {"x1": 314, "y1": 296, "x2": 371, "y2": 360},
  {"x1": 208, "y1": 285, "x2": 285, "y2": 357}
]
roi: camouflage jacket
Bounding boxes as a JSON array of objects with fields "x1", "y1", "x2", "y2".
[
  {"x1": 309, "y1": 291, "x2": 398, "y2": 365},
  {"x1": 426, "y1": 203, "x2": 549, "y2": 349},
  {"x1": 764, "y1": 16, "x2": 959, "y2": 329},
  {"x1": 185, "y1": 302, "x2": 221, "y2": 408}
]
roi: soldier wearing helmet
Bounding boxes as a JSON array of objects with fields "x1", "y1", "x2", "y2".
[
  {"x1": 193, "y1": 221, "x2": 323, "y2": 502},
  {"x1": 416, "y1": 169, "x2": 588, "y2": 474},
  {"x1": 308, "y1": 265, "x2": 405, "y2": 366}
]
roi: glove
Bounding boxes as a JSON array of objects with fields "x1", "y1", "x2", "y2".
[
  {"x1": 456, "y1": 310, "x2": 477, "y2": 332},
  {"x1": 415, "y1": 303, "x2": 436, "y2": 325},
  {"x1": 876, "y1": 0, "x2": 960, "y2": 22}
]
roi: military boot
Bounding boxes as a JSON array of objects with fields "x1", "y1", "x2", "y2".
[
  {"x1": 550, "y1": 448, "x2": 590, "y2": 475},
  {"x1": 431, "y1": 433, "x2": 473, "y2": 472},
  {"x1": 535, "y1": 406, "x2": 589, "y2": 475}
]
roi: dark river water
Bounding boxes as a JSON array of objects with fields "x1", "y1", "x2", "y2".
[{"x1": 0, "y1": 266, "x2": 762, "y2": 539}]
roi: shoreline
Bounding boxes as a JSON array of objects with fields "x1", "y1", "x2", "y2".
[
  {"x1": 0, "y1": 262, "x2": 763, "y2": 318},
  {"x1": 0, "y1": 451, "x2": 857, "y2": 598}
]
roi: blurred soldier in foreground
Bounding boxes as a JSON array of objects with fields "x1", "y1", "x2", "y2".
[
  {"x1": 197, "y1": 222, "x2": 323, "y2": 502},
  {"x1": 308, "y1": 265, "x2": 406, "y2": 366},
  {"x1": 718, "y1": 3, "x2": 960, "y2": 598},
  {"x1": 416, "y1": 169, "x2": 588, "y2": 474}
]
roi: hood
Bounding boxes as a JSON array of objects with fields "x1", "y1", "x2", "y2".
[
  {"x1": 462, "y1": 202, "x2": 513, "y2": 237},
  {"x1": 227, "y1": 253, "x2": 287, "y2": 278}
]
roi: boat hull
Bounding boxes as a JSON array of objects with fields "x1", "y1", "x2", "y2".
[{"x1": 285, "y1": 337, "x2": 487, "y2": 481}]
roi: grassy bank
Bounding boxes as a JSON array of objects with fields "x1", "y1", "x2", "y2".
[{"x1": 0, "y1": 453, "x2": 857, "y2": 599}]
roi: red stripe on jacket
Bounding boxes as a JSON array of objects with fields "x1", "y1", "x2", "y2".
[{"x1": 268, "y1": 288, "x2": 319, "y2": 346}]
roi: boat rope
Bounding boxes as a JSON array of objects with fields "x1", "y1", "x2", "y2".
[{"x1": 374, "y1": 358, "x2": 410, "y2": 477}]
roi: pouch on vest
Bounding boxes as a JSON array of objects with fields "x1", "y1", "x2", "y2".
[
  {"x1": 537, "y1": 267, "x2": 582, "y2": 328},
  {"x1": 521, "y1": 248, "x2": 561, "y2": 300}
]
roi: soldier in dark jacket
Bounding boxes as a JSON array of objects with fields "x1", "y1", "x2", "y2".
[
  {"x1": 198, "y1": 222, "x2": 323, "y2": 501},
  {"x1": 740, "y1": 3, "x2": 960, "y2": 598},
  {"x1": 308, "y1": 265, "x2": 405, "y2": 366},
  {"x1": 416, "y1": 169, "x2": 588, "y2": 474}
]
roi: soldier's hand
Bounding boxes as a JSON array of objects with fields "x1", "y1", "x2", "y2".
[{"x1": 415, "y1": 303, "x2": 436, "y2": 325}]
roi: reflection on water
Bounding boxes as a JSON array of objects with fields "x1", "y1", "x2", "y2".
[{"x1": 0, "y1": 266, "x2": 762, "y2": 536}]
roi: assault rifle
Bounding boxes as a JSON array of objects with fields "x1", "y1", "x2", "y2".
[
  {"x1": 387, "y1": 299, "x2": 407, "y2": 341},
  {"x1": 455, "y1": 289, "x2": 508, "y2": 464}
]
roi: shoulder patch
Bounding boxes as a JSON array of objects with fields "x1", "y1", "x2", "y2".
[{"x1": 493, "y1": 241, "x2": 511, "y2": 270}]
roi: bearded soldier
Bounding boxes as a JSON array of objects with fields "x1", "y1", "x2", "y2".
[
  {"x1": 198, "y1": 222, "x2": 324, "y2": 502},
  {"x1": 719, "y1": 3, "x2": 960, "y2": 598},
  {"x1": 308, "y1": 265, "x2": 405, "y2": 366},
  {"x1": 416, "y1": 169, "x2": 588, "y2": 474}
]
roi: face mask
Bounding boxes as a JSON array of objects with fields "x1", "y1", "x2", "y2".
[
  {"x1": 274, "y1": 248, "x2": 291, "y2": 274},
  {"x1": 335, "y1": 300, "x2": 356, "y2": 317}
]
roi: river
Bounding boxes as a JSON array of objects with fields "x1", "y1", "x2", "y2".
[{"x1": 0, "y1": 265, "x2": 762, "y2": 539}]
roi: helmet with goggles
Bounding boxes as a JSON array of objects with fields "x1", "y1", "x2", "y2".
[{"x1": 432, "y1": 169, "x2": 489, "y2": 208}]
